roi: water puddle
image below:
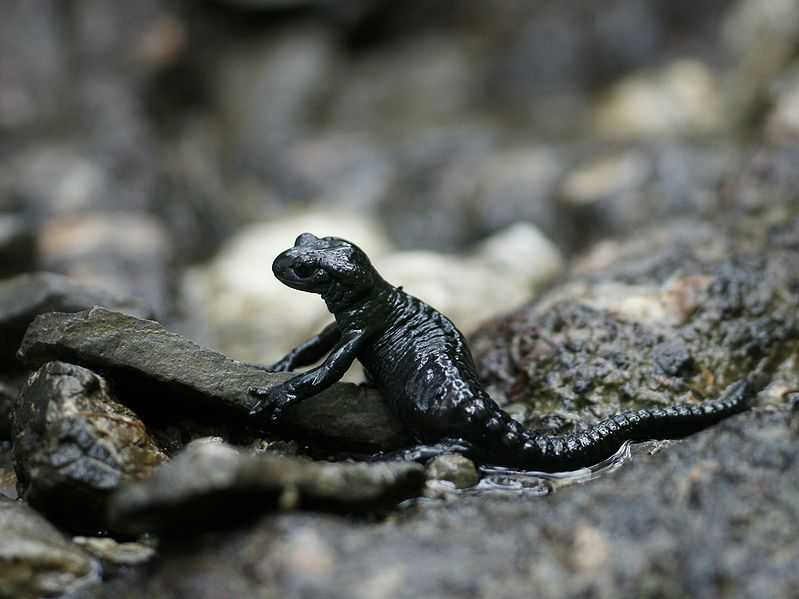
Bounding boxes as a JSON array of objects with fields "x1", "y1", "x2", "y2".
[{"x1": 472, "y1": 441, "x2": 633, "y2": 497}]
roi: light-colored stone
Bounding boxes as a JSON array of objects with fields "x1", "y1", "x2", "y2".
[
  {"x1": 426, "y1": 453, "x2": 480, "y2": 489},
  {"x1": 593, "y1": 60, "x2": 727, "y2": 138}
]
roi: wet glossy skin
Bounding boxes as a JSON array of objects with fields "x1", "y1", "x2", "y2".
[{"x1": 249, "y1": 233, "x2": 749, "y2": 472}]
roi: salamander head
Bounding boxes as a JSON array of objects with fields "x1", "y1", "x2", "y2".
[{"x1": 272, "y1": 233, "x2": 386, "y2": 309}]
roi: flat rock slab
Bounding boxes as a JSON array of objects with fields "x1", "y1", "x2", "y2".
[
  {"x1": 0, "y1": 497, "x2": 99, "y2": 598},
  {"x1": 0, "y1": 272, "x2": 153, "y2": 371},
  {"x1": 108, "y1": 440, "x2": 426, "y2": 535},
  {"x1": 13, "y1": 361, "x2": 168, "y2": 530},
  {"x1": 17, "y1": 308, "x2": 409, "y2": 450}
]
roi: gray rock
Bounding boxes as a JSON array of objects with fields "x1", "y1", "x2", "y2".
[
  {"x1": 426, "y1": 453, "x2": 479, "y2": 489},
  {"x1": 0, "y1": 497, "x2": 98, "y2": 598},
  {"x1": 108, "y1": 440, "x2": 426, "y2": 535},
  {"x1": 38, "y1": 212, "x2": 173, "y2": 318},
  {"x1": 472, "y1": 220, "x2": 799, "y2": 434},
  {"x1": 0, "y1": 2, "x2": 71, "y2": 131},
  {"x1": 12, "y1": 361, "x2": 168, "y2": 530},
  {"x1": 211, "y1": 25, "x2": 339, "y2": 178},
  {"x1": 17, "y1": 308, "x2": 409, "y2": 450},
  {"x1": 0, "y1": 272, "x2": 152, "y2": 371}
]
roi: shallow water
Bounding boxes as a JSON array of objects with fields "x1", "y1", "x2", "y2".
[{"x1": 472, "y1": 440, "x2": 634, "y2": 496}]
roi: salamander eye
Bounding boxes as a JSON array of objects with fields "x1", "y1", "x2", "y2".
[{"x1": 293, "y1": 262, "x2": 317, "y2": 278}]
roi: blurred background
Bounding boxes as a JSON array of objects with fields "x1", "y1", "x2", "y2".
[{"x1": 1, "y1": 0, "x2": 797, "y2": 364}]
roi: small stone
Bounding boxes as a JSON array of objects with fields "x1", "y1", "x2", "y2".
[
  {"x1": 108, "y1": 440, "x2": 426, "y2": 535},
  {"x1": 650, "y1": 341, "x2": 693, "y2": 376},
  {"x1": 0, "y1": 272, "x2": 152, "y2": 370},
  {"x1": 592, "y1": 60, "x2": 726, "y2": 138},
  {"x1": 12, "y1": 361, "x2": 168, "y2": 530},
  {"x1": 426, "y1": 453, "x2": 479, "y2": 489},
  {"x1": 0, "y1": 497, "x2": 98, "y2": 598},
  {"x1": 72, "y1": 536, "x2": 156, "y2": 567},
  {"x1": 18, "y1": 308, "x2": 409, "y2": 450}
]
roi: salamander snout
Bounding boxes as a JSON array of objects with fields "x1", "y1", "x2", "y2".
[{"x1": 294, "y1": 232, "x2": 319, "y2": 247}]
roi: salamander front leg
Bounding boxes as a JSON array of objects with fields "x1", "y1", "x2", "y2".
[{"x1": 248, "y1": 329, "x2": 365, "y2": 422}]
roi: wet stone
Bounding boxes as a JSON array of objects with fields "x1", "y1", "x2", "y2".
[
  {"x1": 17, "y1": 308, "x2": 409, "y2": 450},
  {"x1": 108, "y1": 440, "x2": 426, "y2": 535},
  {"x1": 0, "y1": 272, "x2": 152, "y2": 371},
  {"x1": 0, "y1": 497, "x2": 98, "y2": 598},
  {"x1": 12, "y1": 361, "x2": 167, "y2": 530},
  {"x1": 426, "y1": 453, "x2": 480, "y2": 489}
]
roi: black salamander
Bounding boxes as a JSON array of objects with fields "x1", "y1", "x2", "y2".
[{"x1": 249, "y1": 233, "x2": 749, "y2": 472}]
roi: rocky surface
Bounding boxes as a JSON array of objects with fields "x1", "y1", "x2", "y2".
[
  {"x1": 17, "y1": 308, "x2": 408, "y2": 450},
  {"x1": 12, "y1": 361, "x2": 167, "y2": 530},
  {"x1": 84, "y1": 411, "x2": 798, "y2": 599},
  {"x1": 471, "y1": 219, "x2": 799, "y2": 435},
  {"x1": 108, "y1": 439, "x2": 426, "y2": 535},
  {"x1": 0, "y1": 497, "x2": 98, "y2": 598},
  {"x1": 0, "y1": 272, "x2": 152, "y2": 370}
]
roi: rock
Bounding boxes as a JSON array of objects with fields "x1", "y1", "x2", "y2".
[
  {"x1": 0, "y1": 2, "x2": 71, "y2": 131},
  {"x1": 12, "y1": 361, "x2": 168, "y2": 529},
  {"x1": 472, "y1": 220, "x2": 799, "y2": 434},
  {"x1": 38, "y1": 212, "x2": 173, "y2": 317},
  {"x1": 72, "y1": 536, "x2": 156, "y2": 567},
  {"x1": 559, "y1": 142, "x2": 734, "y2": 250},
  {"x1": 380, "y1": 221, "x2": 563, "y2": 334},
  {"x1": 211, "y1": 25, "x2": 339, "y2": 176},
  {"x1": 0, "y1": 272, "x2": 152, "y2": 371},
  {"x1": 17, "y1": 308, "x2": 409, "y2": 450},
  {"x1": 0, "y1": 214, "x2": 35, "y2": 277},
  {"x1": 108, "y1": 440, "x2": 426, "y2": 535},
  {"x1": 0, "y1": 145, "x2": 109, "y2": 218},
  {"x1": 86, "y1": 411, "x2": 799, "y2": 599},
  {"x1": 592, "y1": 60, "x2": 727, "y2": 139},
  {"x1": 278, "y1": 132, "x2": 395, "y2": 211},
  {"x1": 723, "y1": 0, "x2": 799, "y2": 108},
  {"x1": 0, "y1": 497, "x2": 98, "y2": 598},
  {"x1": 327, "y1": 34, "x2": 481, "y2": 133},
  {"x1": 426, "y1": 454, "x2": 479, "y2": 489}
]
